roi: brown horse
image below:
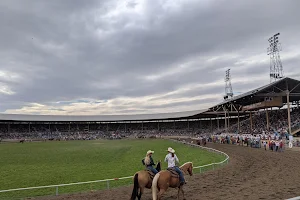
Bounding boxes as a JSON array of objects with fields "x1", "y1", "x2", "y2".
[
  {"x1": 130, "y1": 162, "x2": 161, "y2": 200},
  {"x1": 152, "y1": 162, "x2": 193, "y2": 200}
]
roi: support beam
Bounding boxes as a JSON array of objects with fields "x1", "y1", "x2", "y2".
[
  {"x1": 217, "y1": 116, "x2": 220, "y2": 129},
  {"x1": 142, "y1": 122, "x2": 144, "y2": 131},
  {"x1": 256, "y1": 93, "x2": 300, "y2": 97},
  {"x1": 266, "y1": 109, "x2": 270, "y2": 131},
  {"x1": 157, "y1": 121, "x2": 160, "y2": 131},
  {"x1": 250, "y1": 111, "x2": 253, "y2": 132},
  {"x1": 210, "y1": 118, "x2": 212, "y2": 132},
  {"x1": 237, "y1": 110, "x2": 240, "y2": 134},
  {"x1": 287, "y1": 92, "x2": 292, "y2": 134},
  {"x1": 173, "y1": 120, "x2": 175, "y2": 129},
  {"x1": 223, "y1": 107, "x2": 227, "y2": 132},
  {"x1": 106, "y1": 123, "x2": 109, "y2": 132},
  {"x1": 28, "y1": 123, "x2": 31, "y2": 133},
  {"x1": 227, "y1": 112, "x2": 230, "y2": 128},
  {"x1": 187, "y1": 119, "x2": 189, "y2": 130}
]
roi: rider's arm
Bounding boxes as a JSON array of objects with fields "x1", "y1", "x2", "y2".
[
  {"x1": 175, "y1": 154, "x2": 179, "y2": 163},
  {"x1": 164, "y1": 154, "x2": 168, "y2": 162}
]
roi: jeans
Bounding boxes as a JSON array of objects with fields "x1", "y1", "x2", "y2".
[
  {"x1": 147, "y1": 166, "x2": 158, "y2": 174},
  {"x1": 174, "y1": 166, "x2": 185, "y2": 183}
]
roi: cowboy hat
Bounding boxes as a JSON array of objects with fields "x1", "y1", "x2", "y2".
[
  {"x1": 167, "y1": 147, "x2": 175, "y2": 153},
  {"x1": 147, "y1": 150, "x2": 154, "y2": 155}
]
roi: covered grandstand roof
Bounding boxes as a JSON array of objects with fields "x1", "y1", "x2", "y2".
[
  {"x1": 1, "y1": 77, "x2": 298, "y2": 122},
  {"x1": 0, "y1": 109, "x2": 213, "y2": 122},
  {"x1": 209, "y1": 77, "x2": 300, "y2": 112}
]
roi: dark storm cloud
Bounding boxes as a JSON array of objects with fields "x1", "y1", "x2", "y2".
[{"x1": 1, "y1": 0, "x2": 300, "y2": 114}]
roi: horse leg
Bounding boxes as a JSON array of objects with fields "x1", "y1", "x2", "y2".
[
  {"x1": 137, "y1": 186, "x2": 144, "y2": 200},
  {"x1": 177, "y1": 188, "x2": 180, "y2": 200},
  {"x1": 181, "y1": 187, "x2": 186, "y2": 200},
  {"x1": 157, "y1": 189, "x2": 165, "y2": 200}
]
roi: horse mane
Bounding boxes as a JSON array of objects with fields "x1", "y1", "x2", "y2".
[{"x1": 180, "y1": 162, "x2": 193, "y2": 168}]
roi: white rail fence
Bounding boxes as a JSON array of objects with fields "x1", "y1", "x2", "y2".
[
  {"x1": 287, "y1": 196, "x2": 300, "y2": 200},
  {"x1": 0, "y1": 140, "x2": 229, "y2": 198}
]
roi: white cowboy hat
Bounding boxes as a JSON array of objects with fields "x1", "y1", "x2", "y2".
[
  {"x1": 167, "y1": 147, "x2": 175, "y2": 153},
  {"x1": 147, "y1": 150, "x2": 154, "y2": 155}
]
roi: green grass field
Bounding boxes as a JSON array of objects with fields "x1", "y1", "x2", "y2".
[{"x1": 0, "y1": 139, "x2": 225, "y2": 199}]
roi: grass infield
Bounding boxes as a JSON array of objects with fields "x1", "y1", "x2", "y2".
[{"x1": 0, "y1": 139, "x2": 225, "y2": 199}]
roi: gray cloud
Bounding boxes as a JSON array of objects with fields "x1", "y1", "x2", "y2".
[{"x1": 1, "y1": 0, "x2": 300, "y2": 114}]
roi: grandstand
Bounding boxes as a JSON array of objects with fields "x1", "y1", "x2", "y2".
[{"x1": 0, "y1": 77, "x2": 300, "y2": 140}]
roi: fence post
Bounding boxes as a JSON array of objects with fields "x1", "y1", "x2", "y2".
[
  {"x1": 212, "y1": 164, "x2": 215, "y2": 170},
  {"x1": 200, "y1": 167, "x2": 202, "y2": 173},
  {"x1": 56, "y1": 186, "x2": 58, "y2": 196},
  {"x1": 107, "y1": 180, "x2": 110, "y2": 189}
]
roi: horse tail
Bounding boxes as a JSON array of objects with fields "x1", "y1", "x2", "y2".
[
  {"x1": 152, "y1": 173, "x2": 160, "y2": 200},
  {"x1": 130, "y1": 173, "x2": 139, "y2": 200}
]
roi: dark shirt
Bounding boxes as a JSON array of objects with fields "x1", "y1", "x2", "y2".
[{"x1": 142, "y1": 156, "x2": 155, "y2": 167}]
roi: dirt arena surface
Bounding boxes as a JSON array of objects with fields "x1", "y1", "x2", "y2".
[{"x1": 34, "y1": 143, "x2": 300, "y2": 200}]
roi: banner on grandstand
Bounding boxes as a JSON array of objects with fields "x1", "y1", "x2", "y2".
[{"x1": 242, "y1": 96, "x2": 283, "y2": 111}]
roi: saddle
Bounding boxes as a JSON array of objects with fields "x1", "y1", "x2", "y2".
[
  {"x1": 167, "y1": 167, "x2": 180, "y2": 178},
  {"x1": 146, "y1": 170, "x2": 155, "y2": 179}
]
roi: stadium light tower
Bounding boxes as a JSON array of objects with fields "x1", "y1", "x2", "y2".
[
  {"x1": 267, "y1": 33, "x2": 284, "y2": 83},
  {"x1": 224, "y1": 69, "x2": 233, "y2": 100}
]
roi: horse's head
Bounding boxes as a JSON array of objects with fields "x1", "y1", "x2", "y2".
[
  {"x1": 156, "y1": 161, "x2": 162, "y2": 172},
  {"x1": 180, "y1": 162, "x2": 193, "y2": 176}
]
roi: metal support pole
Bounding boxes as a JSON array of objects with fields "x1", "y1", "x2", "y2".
[
  {"x1": 157, "y1": 121, "x2": 159, "y2": 131},
  {"x1": 142, "y1": 122, "x2": 143, "y2": 131},
  {"x1": 56, "y1": 186, "x2": 58, "y2": 196},
  {"x1": 217, "y1": 116, "x2": 220, "y2": 129},
  {"x1": 187, "y1": 119, "x2": 189, "y2": 130},
  {"x1": 287, "y1": 92, "x2": 292, "y2": 134},
  {"x1": 250, "y1": 111, "x2": 253, "y2": 132},
  {"x1": 210, "y1": 118, "x2": 212, "y2": 132},
  {"x1": 173, "y1": 120, "x2": 175, "y2": 129},
  {"x1": 237, "y1": 110, "x2": 240, "y2": 134},
  {"x1": 266, "y1": 108, "x2": 270, "y2": 131},
  {"x1": 227, "y1": 113, "x2": 230, "y2": 129},
  {"x1": 28, "y1": 123, "x2": 30, "y2": 133},
  {"x1": 224, "y1": 110, "x2": 227, "y2": 132},
  {"x1": 106, "y1": 123, "x2": 109, "y2": 132}
]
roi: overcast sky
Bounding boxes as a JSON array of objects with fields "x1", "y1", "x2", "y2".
[{"x1": 0, "y1": 0, "x2": 300, "y2": 115}]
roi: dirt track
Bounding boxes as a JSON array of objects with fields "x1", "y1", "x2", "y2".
[{"x1": 35, "y1": 143, "x2": 300, "y2": 200}]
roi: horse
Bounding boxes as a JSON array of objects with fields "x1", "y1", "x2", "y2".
[
  {"x1": 130, "y1": 161, "x2": 161, "y2": 200},
  {"x1": 152, "y1": 162, "x2": 193, "y2": 200}
]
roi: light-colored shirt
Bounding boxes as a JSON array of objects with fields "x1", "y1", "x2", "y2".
[{"x1": 164, "y1": 153, "x2": 179, "y2": 168}]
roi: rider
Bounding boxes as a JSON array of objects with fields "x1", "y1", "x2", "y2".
[
  {"x1": 142, "y1": 150, "x2": 158, "y2": 174},
  {"x1": 164, "y1": 147, "x2": 186, "y2": 185}
]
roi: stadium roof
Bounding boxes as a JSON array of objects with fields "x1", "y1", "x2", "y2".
[
  {"x1": 2, "y1": 77, "x2": 298, "y2": 122},
  {"x1": 209, "y1": 77, "x2": 300, "y2": 112},
  {"x1": 0, "y1": 109, "x2": 215, "y2": 122}
]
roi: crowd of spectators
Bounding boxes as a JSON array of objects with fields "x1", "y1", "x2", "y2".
[
  {"x1": 0, "y1": 108, "x2": 299, "y2": 144},
  {"x1": 209, "y1": 133, "x2": 291, "y2": 150},
  {"x1": 228, "y1": 107, "x2": 300, "y2": 136}
]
